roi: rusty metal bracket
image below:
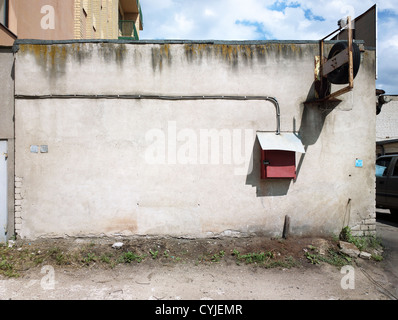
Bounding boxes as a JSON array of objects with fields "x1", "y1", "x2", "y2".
[{"x1": 314, "y1": 16, "x2": 354, "y2": 102}]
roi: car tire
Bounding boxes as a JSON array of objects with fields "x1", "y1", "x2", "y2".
[{"x1": 327, "y1": 41, "x2": 361, "y2": 85}]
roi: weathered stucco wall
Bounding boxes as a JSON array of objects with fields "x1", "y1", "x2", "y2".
[{"x1": 14, "y1": 40, "x2": 376, "y2": 239}]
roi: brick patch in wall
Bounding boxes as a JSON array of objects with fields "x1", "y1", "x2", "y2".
[{"x1": 14, "y1": 176, "x2": 23, "y2": 236}]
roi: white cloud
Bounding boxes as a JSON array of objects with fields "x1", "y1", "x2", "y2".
[
  {"x1": 139, "y1": 0, "x2": 398, "y2": 93},
  {"x1": 204, "y1": 8, "x2": 216, "y2": 17}
]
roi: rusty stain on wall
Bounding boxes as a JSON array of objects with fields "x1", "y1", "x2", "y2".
[
  {"x1": 19, "y1": 42, "x2": 127, "y2": 76},
  {"x1": 151, "y1": 43, "x2": 171, "y2": 72},
  {"x1": 181, "y1": 43, "x2": 307, "y2": 69}
]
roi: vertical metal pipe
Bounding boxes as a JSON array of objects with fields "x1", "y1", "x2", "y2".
[{"x1": 266, "y1": 97, "x2": 281, "y2": 135}]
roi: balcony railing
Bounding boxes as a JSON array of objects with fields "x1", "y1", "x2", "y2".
[
  {"x1": 118, "y1": 20, "x2": 139, "y2": 40},
  {"x1": 137, "y1": 0, "x2": 143, "y2": 28}
]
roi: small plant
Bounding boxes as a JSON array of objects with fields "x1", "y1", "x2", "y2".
[
  {"x1": 82, "y1": 252, "x2": 97, "y2": 264},
  {"x1": 149, "y1": 249, "x2": 159, "y2": 259},
  {"x1": 305, "y1": 245, "x2": 351, "y2": 267},
  {"x1": 211, "y1": 250, "x2": 225, "y2": 263},
  {"x1": 305, "y1": 251, "x2": 320, "y2": 265},
  {"x1": 266, "y1": 256, "x2": 298, "y2": 269},
  {"x1": 372, "y1": 254, "x2": 383, "y2": 262},
  {"x1": 232, "y1": 249, "x2": 274, "y2": 265},
  {"x1": 100, "y1": 253, "x2": 111, "y2": 264},
  {"x1": 339, "y1": 226, "x2": 383, "y2": 259},
  {"x1": 55, "y1": 253, "x2": 66, "y2": 265},
  {"x1": 119, "y1": 251, "x2": 144, "y2": 263}
]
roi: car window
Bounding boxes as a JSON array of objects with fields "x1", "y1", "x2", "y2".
[
  {"x1": 393, "y1": 159, "x2": 398, "y2": 176},
  {"x1": 376, "y1": 157, "x2": 392, "y2": 177}
]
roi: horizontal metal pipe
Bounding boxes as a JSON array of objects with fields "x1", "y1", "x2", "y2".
[{"x1": 15, "y1": 94, "x2": 281, "y2": 135}]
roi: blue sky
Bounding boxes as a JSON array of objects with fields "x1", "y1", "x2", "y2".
[{"x1": 139, "y1": 0, "x2": 398, "y2": 94}]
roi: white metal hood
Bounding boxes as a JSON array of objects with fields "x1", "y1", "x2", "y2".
[{"x1": 256, "y1": 132, "x2": 306, "y2": 153}]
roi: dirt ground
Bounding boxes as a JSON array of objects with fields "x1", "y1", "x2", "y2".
[{"x1": 0, "y1": 235, "x2": 397, "y2": 300}]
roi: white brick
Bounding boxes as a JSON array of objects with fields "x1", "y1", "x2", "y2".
[
  {"x1": 364, "y1": 218, "x2": 376, "y2": 225},
  {"x1": 351, "y1": 230, "x2": 364, "y2": 237}
]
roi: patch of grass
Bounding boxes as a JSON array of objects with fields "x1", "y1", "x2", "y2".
[
  {"x1": 232, "y1": 249, "x2": 297, "y2": 269},
  {"x1": 265, "y1": 256, "x2": 298, "y2": 269},
  {"x1": 82, "y1": 252, "x2": 97, "y2": 265},
  {"x1": 339, "y1": 226, "x2": 384, "y2": 261},
  {"x1": 118, "y1": 251, "x2": 145, "y2": 263},
  {"x1": 100, "y1": 253, "x2": 111, "y2": 264},
  {"x1": 305, "y1": 246, "x2": 351, "y2": 267},
  {"x1": 232, "y1": 249, "x2": 275, "y2": 265}
]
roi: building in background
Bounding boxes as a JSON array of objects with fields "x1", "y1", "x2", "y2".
[
  {"x1": 0, "y1": 0, "x2": 143, "y2": 45},
  {"x1": 376, "y1": 96, "x2": 398, "y2": 156}
]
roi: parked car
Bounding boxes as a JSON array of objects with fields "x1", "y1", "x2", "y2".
[{"x1": 376, "y1": 154, "x2": 398, "y2": 214}]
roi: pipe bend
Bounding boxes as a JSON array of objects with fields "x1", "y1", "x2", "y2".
[{"x1": 265, "y1": 97, "x2": 281, "y2": 135}]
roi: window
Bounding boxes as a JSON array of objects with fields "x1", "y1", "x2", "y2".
[
  {"x1": 0, "y1": 0, "x2": 8, "y2": 27},
  {"x1": 392, "y1": 159, "x2": 398, "y2": 177},
  {"x1": 376, "y1": 157, "x2": 392, "y2": 177}
]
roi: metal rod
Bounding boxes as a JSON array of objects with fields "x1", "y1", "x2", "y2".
[
  {"x1": 15, "y1": 94, "x2": 282, "y2": 135},
  {"x1": 347, "y1": 16, "x2": 354, "y2": 88}
]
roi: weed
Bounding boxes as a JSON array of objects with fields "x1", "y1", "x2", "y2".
[
  {"x1": 100, "y1": 253, "x2": 111, "y2": 264},
  {"x1": 0, "y1": 256, "x2": 19, "y2": 278},
  {"x1": 119, "y1": 251, "x2": 144, "y2": 263},
  {"x1": 339, "y1": 226, "x2": 384, "y2": 261},
  {"x1": 265, "y1": 256, "x2": 298, "y2": 269},
  {"x1": 211, "y1": 250, "x2": 225, "y2": 263},
  {"x1": 149, "y1": 249, "x2": 159, "y2": 259},
  {"x1": 232, "y1": 249, "x2": 274, "y2": 265},
  {"x1": 372, "y1": 254, "x2": 383, "y2": 262},
  {"x1": 82, "y1": 253, "x2": 97, "y2": 264},
  {"x1": 55, "y1": 253, "x2": 67, "y2": 265},
  {"x1": 305, "y1": 251, "x2": 320, "y2": 264},
  {"x1": 305, "y1": 246, "x2": 351, "y2": 267}
]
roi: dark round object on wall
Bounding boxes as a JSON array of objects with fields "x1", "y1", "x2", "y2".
[{"x1": 327, "y1": 41, "x2": 361, "y2": 85}]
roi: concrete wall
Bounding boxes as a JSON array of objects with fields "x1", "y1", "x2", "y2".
[
  {"x1": 13, "y1": 40, "x2": 376, "y2": 239},
  {"x1": 0, "y1": 47, "x2": 15, "y2": 240}
]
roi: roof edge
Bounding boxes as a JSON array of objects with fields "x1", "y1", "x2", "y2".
[{"x1": 13, "y1": 38, "x2": 365, "y2": 46}]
